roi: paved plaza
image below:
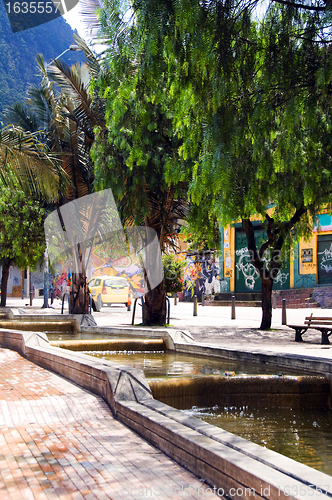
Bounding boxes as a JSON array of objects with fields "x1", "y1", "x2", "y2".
[
  {"x1": 0, "y1": 347, "x2": 219, "y2": 500},
  {"x1": 1, "y1": 297, "x2": 332, "y2": 498},
  {"x1": 12, "y1": 295, "x2": 332, "y2": 355}
]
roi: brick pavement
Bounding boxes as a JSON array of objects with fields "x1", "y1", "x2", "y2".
[{"x1": 0, "y1": 348, "x2": 219, "y2": 500}]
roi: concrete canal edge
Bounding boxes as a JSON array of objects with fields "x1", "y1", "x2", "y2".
[{"x1": 0, "y1": 324, "x2": 331, "y2": 500}]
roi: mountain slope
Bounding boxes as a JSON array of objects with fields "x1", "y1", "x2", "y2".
[{"x1": 0, "y1": 2, "x2": 84, "y2": 120}]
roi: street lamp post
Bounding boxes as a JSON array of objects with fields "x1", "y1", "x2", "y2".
[
  {"x1": 46, "y1": 44, "x2": 82, "y2": 68},
  {"x1": 42, "y1": 247, "x2": 49, "y2": 309},
  {"x1": 41, "y1": 45, "x2": 83, "y2": 309}
]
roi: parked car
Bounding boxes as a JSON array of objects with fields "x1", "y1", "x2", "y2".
[{"x1": 88, "y1": 276, "x2": 130, "y2": 309}]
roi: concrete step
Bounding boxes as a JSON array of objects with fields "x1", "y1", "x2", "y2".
[
  {"x1": 0, "y1": 320, "x2": 76, "y2": 332},
  {"x1": 207, "y1": 300, "x2": 261, "y2": 307}
]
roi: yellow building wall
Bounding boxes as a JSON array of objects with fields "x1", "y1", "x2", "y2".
[
  {"x1": 223, "y1": 225, "x2": 235, "y2": 292},
  {"x1": 290, "y1": 248, "x2": 294, "y2": 288},
  {"x1": 298, "y1": 234, "x2": 317, "y2": 276}
]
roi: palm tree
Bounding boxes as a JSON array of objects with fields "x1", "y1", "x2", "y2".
[
  {"x1": 0, "y1": 124, "x2": 66, "y2": 307},
  {"x1": 76, "y1": 0, "x2": 191, "y2": 325},
  {"x1": 0, "y1": 125, "x2": 64, "y2": 200},
  {"x1": 4, "y1": 36, "x2": 105, "y2": 313}
]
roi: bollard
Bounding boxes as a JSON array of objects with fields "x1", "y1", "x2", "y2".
[
  {"x1": 231, "y1": 295, "x2": 236, "y2": 320},
  {"x1": 202, "y1": 293, "x2": 205, "y2": 306},
  {"x1": 174, "y1": 293, "x2": 177, "y2": 306},
  {"x1": 273, "y1": 292, "x2": 276, "y2": 310},
  {"x1": 282, "y1": 298, "x2": 287, "y2": 325},
  {"x1": 127, "y1": 293, "x2": 131, "y2": 311},
  {"x1": 193, "y1": 295, "x2": 198, "y2": 316}
]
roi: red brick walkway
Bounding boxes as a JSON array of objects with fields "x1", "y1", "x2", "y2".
[{"x1": 0, "y1": 348, "x2": 219, "y2": 500}]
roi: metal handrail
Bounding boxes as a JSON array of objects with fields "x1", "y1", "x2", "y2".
[
  {"x1": 132, "y1": 296, "x2": 170, "y2": 325},
  {"x1": 61, "y1": 292, "x2": 71, "y2": 314},
  {"x1": 131, "y1": 296, "x2": 145, "y2": 325},
  {"x1": 131, "y1": 297, "x2": 138, "y2": 325},
  {"x1": 166, "y1": 296, "x2": 170, "y2": 324}
]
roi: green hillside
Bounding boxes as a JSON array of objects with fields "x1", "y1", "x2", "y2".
[{"x1": 0, "y1": 2, "x2": 84, "y2": 120}]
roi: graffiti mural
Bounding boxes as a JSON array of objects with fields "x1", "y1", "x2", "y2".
[
  {"x1": 92, "y1": 255, "x2": 144, "y2": 298},
  {"x1": 219, "y1": 278, "x2": 229, "y2": 292},
  {"x1": 318, "y1": 243, "x2": 332, "y2": 273},
  {"x1": 317, "y1": 238, "x2": 332, "y2": 284},
  {"x1": 235, "y1": 247, "x2": 260, "y2": 290},
  {"x1": 235, "y1": 230, "x2": 290, "y2": 292},
  {"x1": 48, "y1": 250, "x2": 145, "y2": 299},
  {"x1": 182, "y1": 253, "x2": 220, "y2": 300},
  {"x1": 52, "y1": 267, "x2": 71, "y2": 298},
  {"x1": 235, "y1": 247, "x2": 289, "y2": 290}
]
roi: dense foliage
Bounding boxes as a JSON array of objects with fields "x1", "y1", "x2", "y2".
[
  {"x1": 163, "y1": 254, "x2": 185, "y2": 294},
  {"x1": 92, "y1": 0, "x2": 332, "y2": 328},
  {"x1": 0, "y1": 187, "x2": 45, "y2": 306},
  {"x1": 90, "y1": 4, "x2": 190, "y2": 324}
]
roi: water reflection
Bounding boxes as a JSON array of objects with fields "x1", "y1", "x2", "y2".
[
  {"x1": 48, "y1": 339, "x2": 332, "y2": 476},
  {"x1": 83, "y1": 350, "x2": 298, "y2": 379},
  {"x1": 184, "y1": 405, "x2": 332, "y2": 476}
]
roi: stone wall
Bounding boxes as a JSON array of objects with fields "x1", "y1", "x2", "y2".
[
  {"x1": 0, "y1": 327, "x2": 331, "y2": 500},
  {"x1": 312, "y1": 286, "x2": 332, "y2": 309}
]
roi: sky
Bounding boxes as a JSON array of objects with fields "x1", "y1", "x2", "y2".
[{"x1": 63, "y1": 1, "x2": 87, "y2": 38}]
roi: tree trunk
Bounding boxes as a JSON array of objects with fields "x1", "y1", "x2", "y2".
[
  {"x1": 143, "y1": 279, "x2": 166, "y2": 326},
  {"x1": 69, "y1": 272, "x2": 90, "y2": 314},
  {"x1": 0, "y1": 259, "x2": 13, "y2": 307},
  {"x1": 260, "y1": 275, "x2": 273, "y2": 330}
]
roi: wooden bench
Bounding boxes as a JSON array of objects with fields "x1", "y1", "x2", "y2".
[{"x1": 288, "y1": 314, "x2": 332, "y2": 345}]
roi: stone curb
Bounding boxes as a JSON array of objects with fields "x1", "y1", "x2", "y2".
[{"x1": 0, "y1": 325, "x2": 332, "y2": 499}]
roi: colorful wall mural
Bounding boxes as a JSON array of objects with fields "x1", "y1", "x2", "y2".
[
  {"x1": 182, "y1": 252, "x2": 220, "y2": 300},
  {"x1": 90, "y1": 255, "x2": 144, "y2": 298},
  {"x1": 47, "y1": 251, "x2": 145, "y2": 299}
]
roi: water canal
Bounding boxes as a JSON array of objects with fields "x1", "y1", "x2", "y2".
[
  {"x1": 82, "y1": 349, "x2": 298, "y2": 378},
  {"x1": 83, "y1": 349, "x2": 332, "y2": 476}
]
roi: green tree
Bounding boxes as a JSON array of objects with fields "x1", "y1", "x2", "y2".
[
  {"x1": 163, "y1": 254, "x2": 185, "y2": 295},
  {"x1": 0, "y1": 125, "x2": 63, "y2": 200},
  {"x1": 0, "y1": 187, "x2": 45, "y2": 306},
  {"x1": 5, "y1": 36, "x2": 105, "y2": 314},
  {"x1": 91, "y1": 2, "x2": 188, "y2": 325},
  {"x1": 124, "y1": 0, "x2": 332, "y2": 329}
]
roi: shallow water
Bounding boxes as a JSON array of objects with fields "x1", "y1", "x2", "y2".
[
  {"x1": 183, "y1": 405, "x2": 332, "y2": 476},
  {"x1": 47, "y1": 335, "x2": 332, "y2": 475},
  {"x1": 83, "y1": 350, "x2": 299, "y2": 379},
  {"x1": 85, "y1": 350, "x2": 332, "y2": 476}
]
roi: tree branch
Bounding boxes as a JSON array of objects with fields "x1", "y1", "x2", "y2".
[
  {"x1": 259, "y1": 214, "x2": 276, "y2": 259},
  {"x1": 242, "y1": 218, "x2": 264, "y2": 272},
  {"x1": 272, "y1": 0, "x2": 326, "y2": 11},
  {"x1": 275, "y1": 206, "x2": 307, "y2": 253}
]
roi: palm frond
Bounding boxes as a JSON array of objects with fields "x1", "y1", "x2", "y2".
[
  {"x1": 73, "y1": 33, "x2": 102, "y2": 82},
  {"x1": 0, "y1": 126, "x2": 65, "y2": 200},
  {"x1": 78, "y1": 0, "x2": 108, "y2": 47},
  {"x1": 3, "y1": 103, "x2": 39, "y2": 132}
]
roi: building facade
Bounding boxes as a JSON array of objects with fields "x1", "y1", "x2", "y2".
[{"x1": 219, "y1": 212, "x2": 332, "y2": 294}]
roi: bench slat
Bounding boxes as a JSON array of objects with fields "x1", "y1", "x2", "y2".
[
  {"x1": 288, "y1": 320, "x2": 331, "y2": 345},
  {"x1": 305, "y1": 320, "x2": 332, "y2": 325},
  {"x1": 305, "y1": 316, "x2": 332, "y2": 320}
]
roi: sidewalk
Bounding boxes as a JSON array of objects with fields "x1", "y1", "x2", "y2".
[
  {"x1": 2, "y1": 298, "x2": 332, "y2": 498},
  {"x1": 4, "y1": 295, "x2": 326, "y2": 331},
  {"x1": 0, "y1": 347, "x2": 218, "y2": 500},
  {"x1": 5, "y1": 296, "x2": 332, "y2": 355}
]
